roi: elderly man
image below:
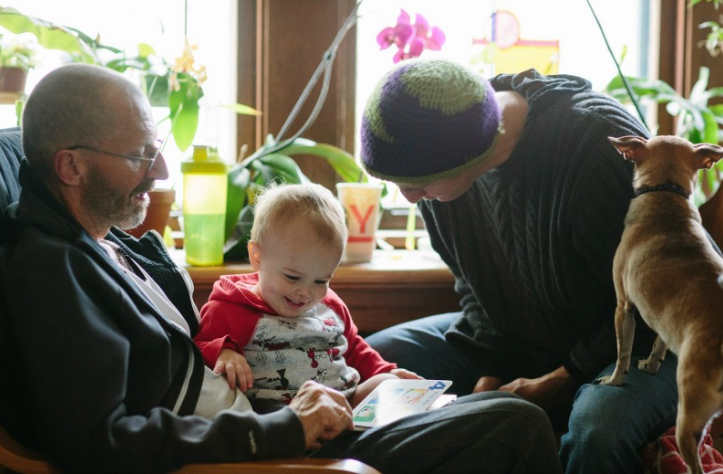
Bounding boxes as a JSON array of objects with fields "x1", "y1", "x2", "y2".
[{"x1": 0, "y1": 63, "x2": 562, "y2": 474}]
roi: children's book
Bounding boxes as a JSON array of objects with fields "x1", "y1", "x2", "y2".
[{"x1": 351, "y1": 379, "x2": 455, "y2": 431}]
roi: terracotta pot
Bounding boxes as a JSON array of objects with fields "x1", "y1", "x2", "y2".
[
  {"x1": 0, "y1": 67, "x2": 27, "y2": 94},
  {"x1": 127, "y1": 188, "x2": 176, "y2": 238}
]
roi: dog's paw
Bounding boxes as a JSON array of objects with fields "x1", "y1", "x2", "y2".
[
  {"x1": 597, "y1": 373, "x2": 626, "y2": 386},
  {"x1": 597, "y1": 375, "x2": 619, "y2": 386},
  {"x1": 638, "y1": 358, "x2": 662, "y2": 374}
]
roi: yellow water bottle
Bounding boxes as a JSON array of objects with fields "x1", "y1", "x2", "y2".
[{"x1": 181, "y1": 145, "x2": 228, "y2": 266}]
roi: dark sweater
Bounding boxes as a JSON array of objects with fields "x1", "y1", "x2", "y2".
[{"x1": 420, "y1": 69, "x2": 656, "y2": 381}]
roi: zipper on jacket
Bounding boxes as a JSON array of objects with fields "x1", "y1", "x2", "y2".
[{"x1": 172, "y1": 343, "x2": 195, "y2": 414}]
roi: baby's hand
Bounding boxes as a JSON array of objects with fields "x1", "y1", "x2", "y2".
[
  {"x1": 215, "y1": 348, "x2": 254, "y2": 391},
  {"x1": 390, "y1": 368, "x2": 422, "y2": 380}
]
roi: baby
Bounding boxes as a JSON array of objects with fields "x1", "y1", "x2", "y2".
[{"x1": 194, "y1": 182, "x2": 418, "y2": 407}]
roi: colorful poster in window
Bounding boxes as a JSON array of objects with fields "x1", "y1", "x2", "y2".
[{"x1": 472, "y1": 10, "x2": 559, "y2": 76}]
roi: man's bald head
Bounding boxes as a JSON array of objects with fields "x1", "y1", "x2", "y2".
[{"x1": 21, "y1": 64, "x2": 149, "y2": 179}]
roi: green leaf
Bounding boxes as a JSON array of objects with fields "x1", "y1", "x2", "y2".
[
  {"x1": 250, "y1": 154, "x2": 306, "y2": 184},
  {"x1": 223, "y1": 204, "x2": 255, "y2": 261},
  {"x1": 168, "y1": 72, "x2": 203, "y2": 152},
  {"x1": 702, "y1": 110, "x2": 719, "y2": 143},
  {"x1": 222, "y1": 103, "x2": 262, "y2": 116},
  {"x1": 225, "y1": 166, "x2": 251, "y2": 241},
  {"x1": 275, "y1": 138, "x2": 367, "y2": 183},
  {"x1": 0, "y1": 7, "x2": 98, "y2": 63},
  {"x1": 137, "y1": 43, "x2": 157, "y2": 58}
]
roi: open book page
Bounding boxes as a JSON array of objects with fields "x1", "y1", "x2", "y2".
[{"x1": 352, "y1": 379, "x2": 455, "y2": 431}]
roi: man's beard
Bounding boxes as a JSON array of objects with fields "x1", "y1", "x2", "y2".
[{"x1": 82, "y1": 166, "x2": 152, "y2": 232}]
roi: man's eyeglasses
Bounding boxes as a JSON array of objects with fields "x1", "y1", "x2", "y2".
[{"x1": 67, "y1": 140, "x2": 163, "y2": 171}]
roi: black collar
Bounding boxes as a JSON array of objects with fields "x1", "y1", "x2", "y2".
[{"x1": 634, "y1": 181, "x2": 690, "y2": 199}]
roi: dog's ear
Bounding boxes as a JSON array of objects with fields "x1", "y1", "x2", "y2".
[
  {"x1": 694, "y1": 143, "x2": 723, "y2": 170},
  {"x1": 608, "y1": 136, "x2": 648, "y2": 163}
]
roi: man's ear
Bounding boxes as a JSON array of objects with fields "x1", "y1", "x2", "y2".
[
  {"x1": 248, "y1": 240, "x2": 261, "y2": 271},
  {"x1": 53, "y1": 149, "x2": 86, "y2": 186}
]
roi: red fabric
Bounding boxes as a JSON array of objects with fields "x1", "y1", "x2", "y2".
[
  {"x1": 194, "y1": 273, "x2": 397, "y2": 379},
  {"x1": 641, "y1": 426, "x2": 723, "y2": 474}
]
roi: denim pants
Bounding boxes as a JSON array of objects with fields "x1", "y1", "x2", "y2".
[{"x1": 365, "y1": 312, "x2": 678, "y2": 474}]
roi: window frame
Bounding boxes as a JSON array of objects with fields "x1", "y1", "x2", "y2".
[{"x1": 236, "y1": 0, "x2": 357, "y2": 191}]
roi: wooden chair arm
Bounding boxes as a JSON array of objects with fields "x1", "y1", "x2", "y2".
[
  {"x1": 170, "y1": 458, "x2": 381, "y2": 474},
  {"x1": 0, "y1": 425, "x2": 58, "y2": 474},
  {"x1": 0, "y1": 424, "x2": 380, "y2": 474}
]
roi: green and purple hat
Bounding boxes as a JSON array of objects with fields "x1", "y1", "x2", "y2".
[{"x1": 360, "y1": 58, "x2": 502, "y2": 185}]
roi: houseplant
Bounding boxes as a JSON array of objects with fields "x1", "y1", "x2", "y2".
[
  {"x1": 0, "y1": 6, "x2": 207, "y2": 153},
  {"x1": 604, "y1": 67, "x2": 723, "y2": 207},
  {"x1": 223, "y1": 136, "x2": 368, "y2": 260},
  {"x1": 0, "y1": 32, "x2": 37, "y2": 94},
  {"x1": 596, "y1": 0, "x2": 723, "y2": 208},
  {"x1": 222, "y1": 1, "x2": 414, "y2": 261}
]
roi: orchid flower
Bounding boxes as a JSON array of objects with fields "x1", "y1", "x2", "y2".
[
  {"x1": 376, "y1": 9, "x2": 413, "y2": 50},
  {"x1": 376, "y1": 9, "x2": 446, "y2": 64}
]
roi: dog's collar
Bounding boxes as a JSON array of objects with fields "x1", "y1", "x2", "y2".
[{"x1": 634, "y1": 181, "x2": 690, "y2": 199}]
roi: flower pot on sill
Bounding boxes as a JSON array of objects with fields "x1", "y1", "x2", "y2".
[
  {"x1": 127, "y1": 188, "x2": 176, "y2": 239},
  {"x1": 0, "y1": 67, "x2": 27, "y2": 94}
]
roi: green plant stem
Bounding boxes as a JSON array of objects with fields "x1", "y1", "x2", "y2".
[
  {"x1": 585, "y1": 0, "x2": 649, "y2": 131},
  {"x1": 405, "y1": 205, "x2": 416, "y2": 251}
]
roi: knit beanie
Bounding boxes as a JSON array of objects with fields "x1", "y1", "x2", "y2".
[{"x1": 360, "y1": 58, "x2": 502, "y2": 185}]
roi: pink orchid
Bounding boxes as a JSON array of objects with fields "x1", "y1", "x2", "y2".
[
  {"x1": 413, "y1": 14, "x2": 446, "y2": 51},
  {"x1": 376, "y1": 9, "x2": 414, "y2": 50},
  {"x1": 376, "y1": 9, "x2": 446, "y2": 64}
]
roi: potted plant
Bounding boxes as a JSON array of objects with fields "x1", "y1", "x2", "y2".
[
  {"x1": 0, "y1": 6, "x2": 209, "y2": 153},
  {"x1": 0, "y1": 32, "x2": 37, "y2": 94},
  {"x1": 604, "y1": 67, "x2": 723, "y2": 207},
  {"x1": 223, "y1": 136, "x2": 371, "y2": 261}
]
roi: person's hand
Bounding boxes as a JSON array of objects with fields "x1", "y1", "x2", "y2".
[
  {"x1": 498, "y1": 366, "x2": 579, "y2": 410},
  {"x1": 390, "y1": 368, "x2": 422, "y2": 379},
  {"x1": 214, "y1": 348, "x2": 254, "y2": 391},
  {"x1": 473, "y1": 375, "x2": 503, "y2": 393},
  {"x1": 290, "y1": 381, "x2": 353, "y2": 450}
]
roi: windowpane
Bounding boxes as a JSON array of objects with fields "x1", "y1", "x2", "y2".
[
  {"x1": 2, "y1": 0, "x2": 236, "y2": 192},
  {"x1": 355, "y1": 0, "x2": 659, "y2": 205}
]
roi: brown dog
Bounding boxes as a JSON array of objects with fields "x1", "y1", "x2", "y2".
[{"x1": 599, "y1": 135, "x2": 723, "y2": 474}]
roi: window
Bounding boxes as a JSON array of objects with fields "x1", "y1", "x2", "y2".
[
  {"x1": 2, "y1": 0, "x2": 237, "y2": 192},
  {"x1": 354, "y1": 0, "x2": 659, "y2": 206}
]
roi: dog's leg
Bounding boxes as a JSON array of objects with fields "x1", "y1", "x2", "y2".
[
  {"x1": 676, "y1": 358, "x2": 711, "y2": 474},
  {"x1": 676, "y1": 421, "x2": 705, "y2": 474},
  {"x1": 638, "y1": 335, "x2": 668, "y2": 374},
  {"x1": 598, "y1": 302, "x2": 636, "y2": 385},
  {"x1": 676, "y1": 343, "x2": 723, "y2": 474}
]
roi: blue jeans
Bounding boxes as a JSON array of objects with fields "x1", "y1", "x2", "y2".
[{"x1": 366, "y1": 312, "x2": 679, "y2": 474}]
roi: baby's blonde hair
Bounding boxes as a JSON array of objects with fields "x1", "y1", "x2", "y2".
[{"x1": 250, "y1": 183, "x2": 348, "y2": 252}]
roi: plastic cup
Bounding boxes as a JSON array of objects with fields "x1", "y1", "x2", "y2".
[{"x1": 336, "y1": 183, "x2": 383, "y2": 263}]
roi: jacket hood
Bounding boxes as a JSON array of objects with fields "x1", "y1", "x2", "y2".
[{"x1": 210, "y1": 273, "x2": 277, "y2": 315}]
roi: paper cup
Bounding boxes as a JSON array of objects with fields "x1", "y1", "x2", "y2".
[{"x1": 336, "y1": 183, "x2": 383, "y2": 263}]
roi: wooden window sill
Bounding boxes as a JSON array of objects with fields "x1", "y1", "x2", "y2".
[{"x1": 172, "y1": 249, "x2": 459, "y2": 334}]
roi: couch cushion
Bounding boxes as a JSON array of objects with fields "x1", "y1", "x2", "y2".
[{"x1": 0, "y1": 127, "x2": 23, "y2": 219}]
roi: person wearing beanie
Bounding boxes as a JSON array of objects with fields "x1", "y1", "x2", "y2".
[{"x1": 363, "y1": 58, "x2": 677, "y2": 473}]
